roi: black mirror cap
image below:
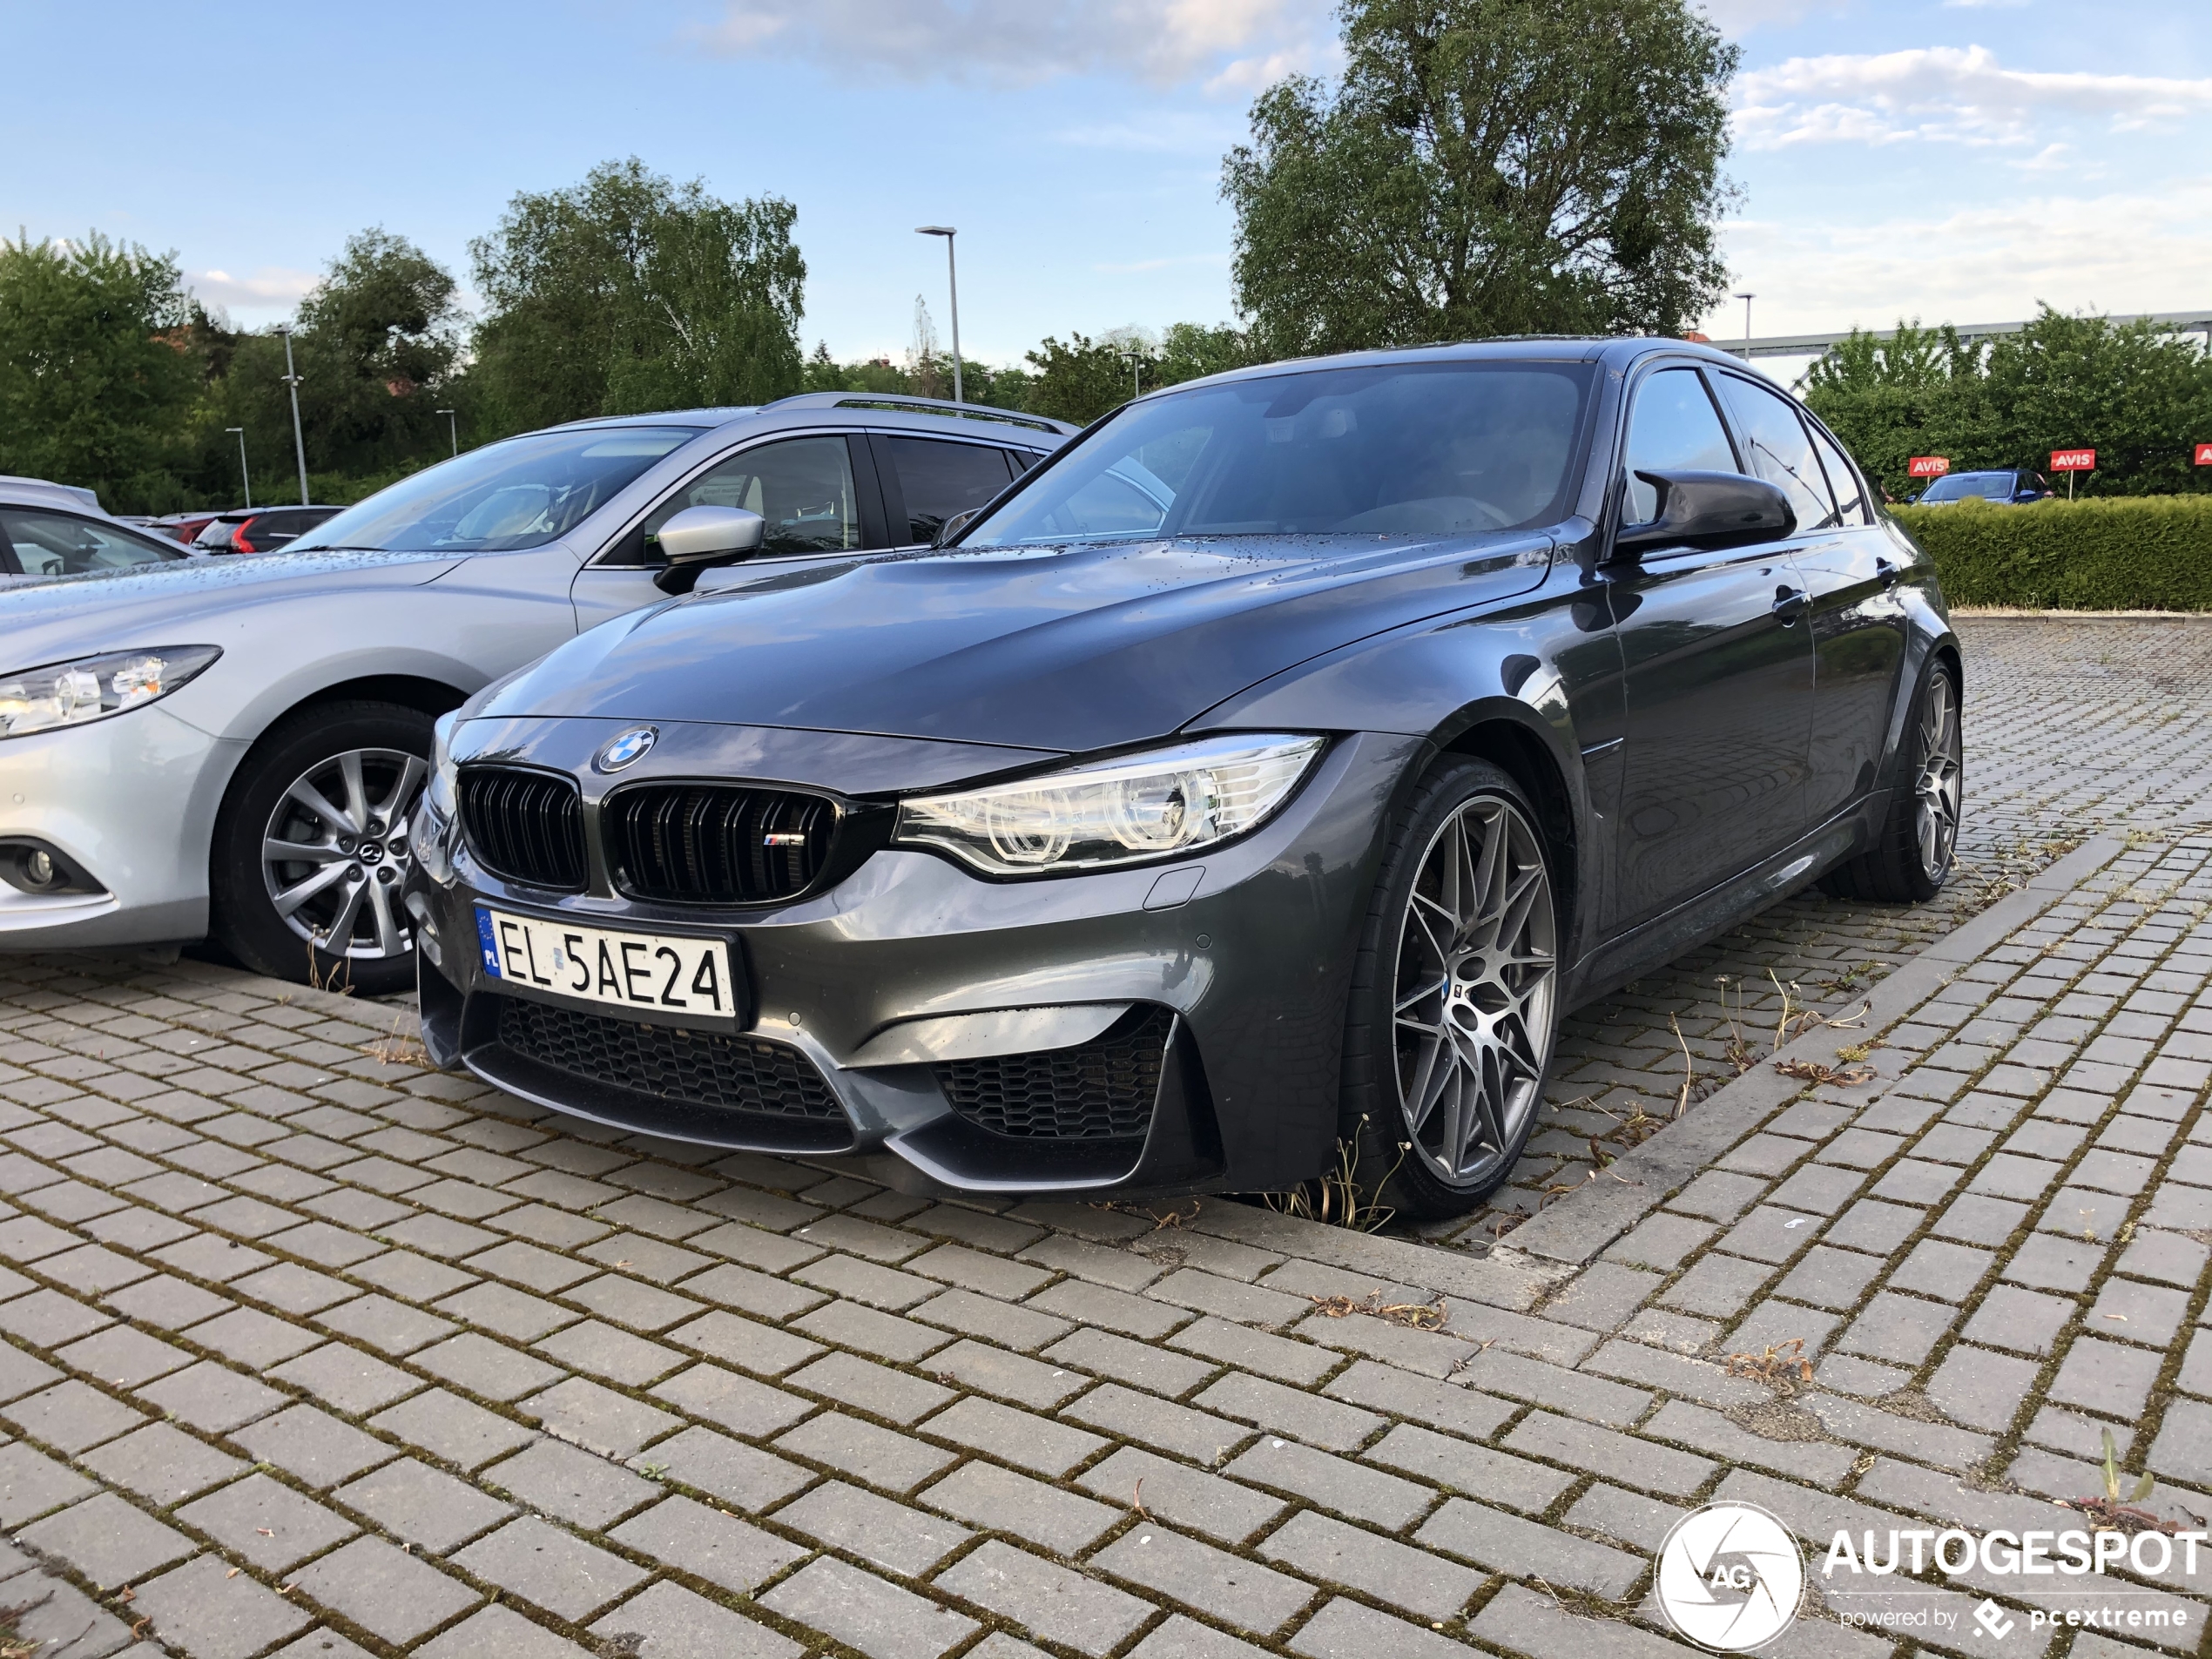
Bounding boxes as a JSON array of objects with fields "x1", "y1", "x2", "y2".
[{"x1": 1612, "y1": 470, "x2": 1797, "y2": 558}]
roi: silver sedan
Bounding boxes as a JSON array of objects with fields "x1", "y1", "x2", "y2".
[{"x1": 0, "y1": 397, "x2": 1068, "y2": 993}]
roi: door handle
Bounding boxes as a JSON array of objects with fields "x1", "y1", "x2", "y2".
[
  {"x1": 1875, "y1": 556, "x2": 1899, "y2": 589},
  {"x1": 1772, "y1": 585, "x2": 1809, "y2": 623}
]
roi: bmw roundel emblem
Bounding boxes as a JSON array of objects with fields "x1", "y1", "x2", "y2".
[{"x1": 596, "y1": 727, "x2": 657, "y2": 772}]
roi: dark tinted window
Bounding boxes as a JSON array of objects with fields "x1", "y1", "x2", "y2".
[
  {"x1": 1622, "y1": 368, "x2": 1737, "y2": 523},
  {"x1": 617, "y1": 435, "x2": 863, "y2": 563},
  {"x1": 1715, "y1": 374, "x2": 1837, "y2": 531},
  {"x1": 970, "y1": 361, "x2": 1595, "y2": 547},
  {"x1": 1805, "y1": 424, "x2": 1871, "y2": 524},
  {"x1": 1920, "y1": 472, "x2": 2016, "y2": 502},
  {"x1": 884, "y1": 439, "x2": 1014, "y2": 543},
  {"x1": 3, "y1": 510, "x2": 189, "y2": 577}
]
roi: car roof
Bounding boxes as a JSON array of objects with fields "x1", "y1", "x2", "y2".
[{"x1": 0, "y1": 475, "x2": 105, "y2": 514}]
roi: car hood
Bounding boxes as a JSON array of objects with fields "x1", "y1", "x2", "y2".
[
  {"x1": 0, "y1": 549, "x2": 463, "y2": 664},
  {"x1": 477, "y1": 531, "x2": 1554, "y2": 752}
]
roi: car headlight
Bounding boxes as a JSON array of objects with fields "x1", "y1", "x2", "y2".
[
  {"x1": 0, "y1": 646, "x2": 222, "y2": 739},
  {"x1": 895, "y1": 733, "x2": 1325, "y2": 877},
  {"x1": 427, "y1": 711, "x2": 460, "y2": 818}
]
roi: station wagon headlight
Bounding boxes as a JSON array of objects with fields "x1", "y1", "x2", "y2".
[
  {"x1": 895, "y1": 734, "x2": 1325, "y2": 876},
  {"x1": 0, "y1": 646, "x2": 221, "y2": 738}
]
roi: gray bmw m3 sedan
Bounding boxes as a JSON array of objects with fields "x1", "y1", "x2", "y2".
[{"x1": 408, "y1": 340, "x2": 1960, "y2": 1217}]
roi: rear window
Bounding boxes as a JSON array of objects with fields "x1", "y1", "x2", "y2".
[{"x1": 967, "y1": 361, "x2": 1595, "y2": 549}]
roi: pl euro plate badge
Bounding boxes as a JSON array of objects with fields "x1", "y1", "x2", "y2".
[{"x1": 475, "y1": 907, "x2": 737, "y2": 1024}]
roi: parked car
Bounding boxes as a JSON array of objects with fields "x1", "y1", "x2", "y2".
[
  {"x1": 2, "y1": 478, "x2": 197, "y2": 583},
  {"x1": 0, "y1": 395, "x2": 1070, "y2": 991},
  {"x1": 407, "y1": 341, "x2": 1959, "y2": 1217},
  {"x1": 149, "y1": 511, "x2": 231, "y2": 545},
  {"x1": 192, "y1": 505, "x2": 347, "y2": 555},
  {"x1": 1914, "y1": 469, "x2": 2051, "y2": 505}
]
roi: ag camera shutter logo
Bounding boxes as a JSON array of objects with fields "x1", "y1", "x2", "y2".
[{"x1": 1656, "y1": 1501, "x2": 1804, "y2": 1650}]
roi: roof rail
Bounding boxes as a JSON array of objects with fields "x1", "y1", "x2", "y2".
[{"x1": 759, "y1": 390, "x2": 1070, "y2": 435}]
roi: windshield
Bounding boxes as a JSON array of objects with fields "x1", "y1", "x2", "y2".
[
  {"x1": 292, "y1": 426, "x2": 705, "y2": 554},
  {"x1": 1922, "y1": 472, "x2": 2013, "y2": 502},
  {"x1": 966, "y1": 361, "x2": 1595, "y2": 549}
]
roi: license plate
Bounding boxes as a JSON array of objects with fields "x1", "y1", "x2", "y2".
[{"x1": 475, "y1": 907, "x2": 739, "y2": 1022}]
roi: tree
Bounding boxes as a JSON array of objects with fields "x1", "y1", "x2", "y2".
[
  {"x1": 470, "y1": 159, "x2": 806, "y2": 432},
  {"x1": 1223, "y1": 0, "x2": 1738, "y2": 355},
  {"x1": 1804, "y1": 308, "x2": 2212, "y2": 500},
  {"x1": 0, "y1": 232, "x2": 199, "y2": 509}
]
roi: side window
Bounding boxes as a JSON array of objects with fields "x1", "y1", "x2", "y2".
[
  {"x1": 1621, "y1": 368, "x2": 1738, "y2": 524},
  {"x1": 624, "y1": 435, "x2": 862, "y2": 563},
  {"x1": 2, "y1": 510, "x2": 185, "y2": 577},
  {"x1": 882, "y1": 438, "x2": 1015, "y2": 543},
  {"x1": 1805, "y1": 423, "x2": 1871, "y2": 525},
  {"x1": 1008, "y1": 448, "x2": 1043, "y2": 475},
  {"x1": 1714, "y1": 375, "x2": 1838, "y2": 532}
]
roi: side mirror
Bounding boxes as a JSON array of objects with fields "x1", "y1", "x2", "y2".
[
  {"x1": 1612, "y1": 470, "x2": 1796, "y2": 558},
  {"x1": 652, "y1": 506, "x2": 766, "y2": 595},
  {"x1": 932, "y1": 508, "x2": 981, "y2": 549}
]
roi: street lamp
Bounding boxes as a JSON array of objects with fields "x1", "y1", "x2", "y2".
[
  {"x1": 1120, "y1": 349, "x2": 1142, "y2": 402},
  {"x1": 1733, "y1": 292, "x2": 1756, "y2": 354},
  {"x1": 277, "y1": 325, "x2": 310, "y2": 505},
  {"x1": 224, "y1": 427, "x2": 251, "y2": 509},
  {"x1": 914, "y1": 226, "x2": 962, "y2": 406},
  {"x1": 435, "y1": 408, "x2": 458, "y2": 458}
]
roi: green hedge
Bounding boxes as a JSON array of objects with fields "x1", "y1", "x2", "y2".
[{"x1": 1892, "y1": 495, "x2": 2212, "y2": 610}]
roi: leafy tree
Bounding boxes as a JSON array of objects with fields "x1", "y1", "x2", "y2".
[
  {"x1": 1223, "y1": 0, "x2": 1737, "y2": 355},
  {"x1": 0, "y1": 231, "x2": 199, "y2": 509},
  {"x1": 1022, "y1": 324, "x2": 1256, "y2": 426},
  {"x1": 470, "y1": 158, "x2": 806, "y2": 432},
  {"x1": 1805, "y1": 308, "x2": 2212, "y2": 500}
]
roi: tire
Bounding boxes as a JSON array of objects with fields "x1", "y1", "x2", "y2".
[
  {"x1": 210, "y1": 700, "x2": 434, "y2": 997},
  {"x1": 1818, "y1": 655, "x2": 1963, "y2": 905},
  {"x1": 1341, "y1": 758, "x2": 1562, "y2": 1221}
]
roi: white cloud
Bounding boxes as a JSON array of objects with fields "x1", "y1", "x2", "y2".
[
  {"x1": 686, "y1": 0, "x2": 1334, "y2": 90},
  {"x1": 1708, "y1": 179, "x2": 2212, "y2": 337},
  {"x1": 188, "y1": 266, "x2": 318, "y2": 313},
  {"x1": 1697, "y1": 0, "x2": 1821, "y2": 33},
  {"x1": 1735, "y1": 45, "x2": 2212, "y2": 150}
]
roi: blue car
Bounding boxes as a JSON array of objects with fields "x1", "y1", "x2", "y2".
[{"x1": 1915, "y1": 469, "x2": 2051, "y2": 504}]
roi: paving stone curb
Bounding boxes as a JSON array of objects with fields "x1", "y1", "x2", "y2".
[{"x1": 1504, "y1": 834, "x2": 2129, "y2": 1267}]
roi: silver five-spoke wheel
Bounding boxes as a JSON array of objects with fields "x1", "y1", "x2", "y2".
[
  {"x1": 261, "y1": 747, "x2": 427, "y2": 961},
  {"x1": 1391, "y1": 792, "x2": 1558, "y2": 1189},
  {"x1": 1914, "y1": 666, "x2": 1962, "y2": 881}
]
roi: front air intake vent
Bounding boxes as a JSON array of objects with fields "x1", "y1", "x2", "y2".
[
  {"x1": 494, "y1": 995, "x2": 845, "y2": 1121},
  {"x1": 938, "y1": 1006, "x2": 1173, "y2": 1141},
  {"x1": 458, "y1": 767, "x2": 588, "y2": 892},
  {"x1": 605, "y1": 784, "x2": 835, "y2": 904}
]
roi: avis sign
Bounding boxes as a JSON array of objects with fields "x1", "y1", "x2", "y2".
[
  {"x1": 2050, "y1": 448, "x2": 2096, "y2": 472},
  {"x1": 2195, "y1": 442, "x2": 2212, "y2": 467},
  {"x1": 1907, "y1": 456, "x2": 1949, "y2": 478}
]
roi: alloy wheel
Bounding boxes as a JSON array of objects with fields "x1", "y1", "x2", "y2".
[
  {"x1": 1915, "y1": 668, "x2": 1963, "y2": 881},
  {"x1": 260, "y1": 747, "x2": 427, "y2": 961},
  {"x1": 1391, "y1": 792, "x2": 1558, "y2": 1188}
]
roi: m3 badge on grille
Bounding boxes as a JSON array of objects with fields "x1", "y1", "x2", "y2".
[
  {"x1": 762, "y1": 833, "x2": 807, "y2": 846},
  {"x1": 596, "y1": 727, "x2": 657, "y2": 772}
]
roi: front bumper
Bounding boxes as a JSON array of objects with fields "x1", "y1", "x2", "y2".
[
  {"x1": 409, "y1": 726, "x2": 1420, "y2": 1200},
  {"x1": 0, "y1": 707, "x2": 240, "y2": 950}
]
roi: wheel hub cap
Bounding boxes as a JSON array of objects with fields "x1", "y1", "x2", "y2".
[{"x1": 260, "y1": 746, "x2": 428, "y2": 961}]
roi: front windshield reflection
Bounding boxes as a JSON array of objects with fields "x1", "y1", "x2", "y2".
[
  {"x1": 291, "y1": 426, "x2": 704, "y2": 555},
  {"x1": 966, "y1": 361, "x2": 1595, "y2": 550}
]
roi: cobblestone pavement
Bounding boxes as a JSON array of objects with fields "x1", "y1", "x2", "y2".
[
  {"x1": 1467, "y1": 616, "x2": 2212, "y2": 1244},
  {"x1": 0, "y1": 617, "x2": 2205, "y2": 1659}
]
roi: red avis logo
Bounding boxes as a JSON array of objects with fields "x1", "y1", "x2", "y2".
[
  {"x1": 1907, "y1": 456, "x2": 1949, "y2": 478},
  {"x1": 2050, "y1": 448, "x2": 2097, "y2": 472}
]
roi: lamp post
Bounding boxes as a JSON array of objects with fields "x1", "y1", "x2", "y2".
[
  {"x1": 435, "y1": 408, "x2": 458, "y2": 458},
  {"x1": 224, "y1": 427, "x2": 251, "y2": 509},
  {"x1": 277, "y1": 325, "x2": 310, "y2": 504},
  {"x1": 914, "y1": 226, "x2": 962, "y2": 405},
  {"x1": 1733, "y1": 292, "x2": 1756, "y2": 354},
  {"x1": 1120, "y1": 349, "x2": 1142, "y2": 402}
]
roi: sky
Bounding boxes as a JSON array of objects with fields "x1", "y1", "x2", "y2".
[{"x1": 6, "y1": 0, "x2": 2209, "y2": 369}]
